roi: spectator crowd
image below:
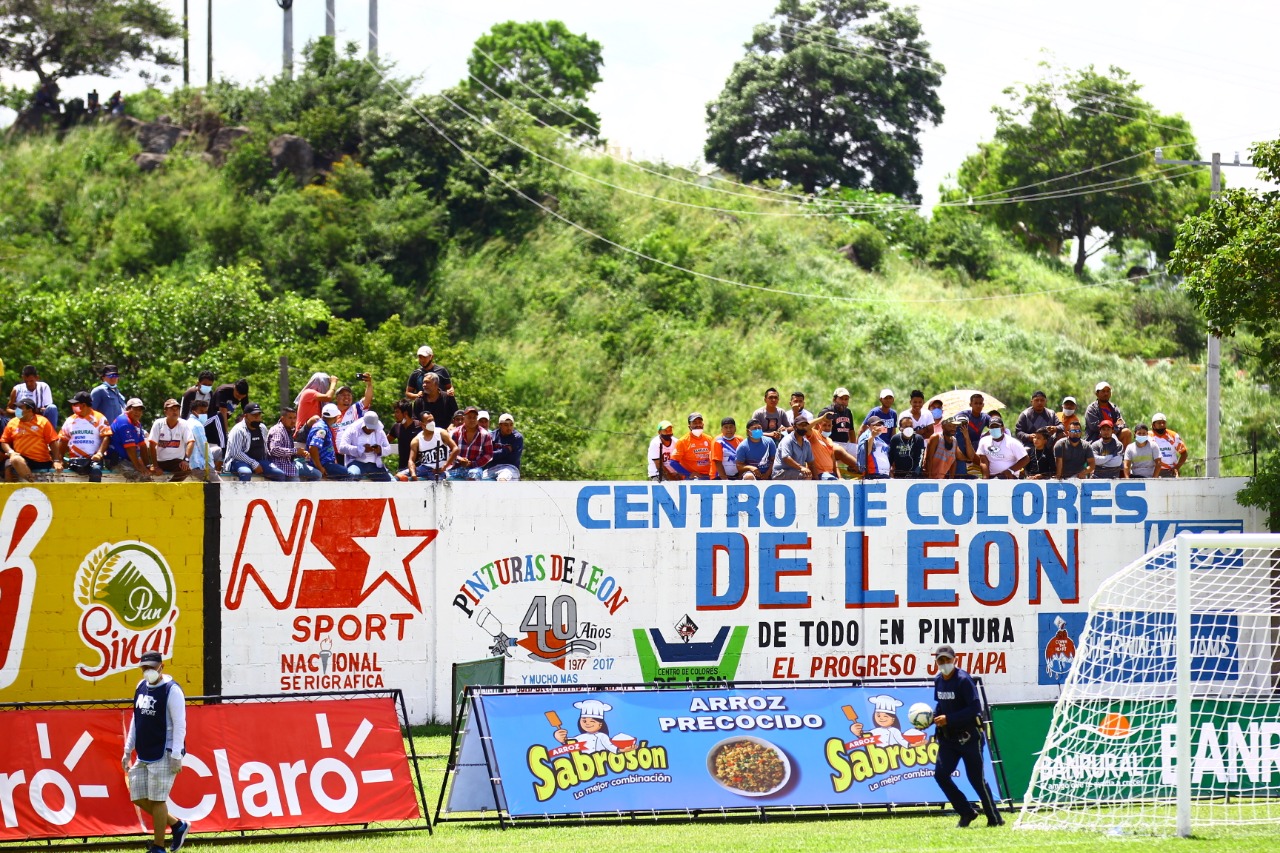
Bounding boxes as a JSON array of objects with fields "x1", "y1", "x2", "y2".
[
  {"x1": 0, "y1": 345, "x2": 524, "y2": 483},
  {"x1": 647, "y1": 385, "x2": 1190, "y2": 482}
]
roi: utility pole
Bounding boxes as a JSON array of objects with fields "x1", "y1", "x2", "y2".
[
  {"x1": 369, "y1": 0, "x2": 379, "y2": 60},
  {"x1": 206, "y1": 0, "x2": 213, "y2": 84},
  {"x1": 1155, "y1": 148, "x2": 1256, "y2": 477},
  {"x1": 182, "y1": 0, "x2": 189, "y2": 86},
  {"x1": 326, "y1": 0, "x2": 336, "y2": 39},
  {"x1": 278, "y1": 0, "x2": 294, "y2": 78}
]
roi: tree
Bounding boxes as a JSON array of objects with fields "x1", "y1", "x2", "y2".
[
  {"x1": 0, "y1": 0, "x2": 179, "y2": 87},
  {"x1": 950, "y1": 65, "x2": 1207, "y2": 276},
  {"x1": 704, "y1": 0, "x2": 943, "y2": 198},
  {"x1": 466, "y1": 20, "x2": 604, "y2": 139}
]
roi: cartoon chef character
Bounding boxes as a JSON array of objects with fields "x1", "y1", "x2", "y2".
[
  {"x1": 851, "y1": 694, "x2": 910, "y2": 748},
  {"x1": 553, "y1": 699, "x2": 633, "y2": 753}
]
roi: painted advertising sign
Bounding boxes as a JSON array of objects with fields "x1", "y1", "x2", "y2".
[
  {"x1": 0, "y1": 485, "x2": 204, "y2": 702},
  {"x1": 0, "y1": 696, "x2": 420, "y2": 840},
  {"x1": 469, "y1": 684, "x2": 999, "y2": 816},
  {"x1": 217, "y1": 478, "x2": 1261, "y2": 723}
]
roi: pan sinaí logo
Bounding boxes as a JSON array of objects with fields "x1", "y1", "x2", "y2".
[{"x1": 74, "y1": 541, "x2": 179, "y2": 679}]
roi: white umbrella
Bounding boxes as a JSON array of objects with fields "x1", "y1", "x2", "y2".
[{"x1": 929, "y1": 389, "x2": 1009, "y2": 420}]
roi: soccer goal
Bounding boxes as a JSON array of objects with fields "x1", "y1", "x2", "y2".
[{"x1": 1017, "y1": 533, "x2": 1280, "y2": 836}]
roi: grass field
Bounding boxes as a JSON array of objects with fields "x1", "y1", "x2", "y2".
[{"x1": 88, "y1": 727, "x2": 1271, "y2": 853}]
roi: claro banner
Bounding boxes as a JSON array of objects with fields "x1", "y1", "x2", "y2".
[
  {"x1": 0, "y1": 485, "x2": 205, "y2": 702},
  {"x1": 0, "y1": 696, "x2": 420, "y2": 840},
  {"x1": 217, "y1": 479, "x2": 1263, "y2": 723}
]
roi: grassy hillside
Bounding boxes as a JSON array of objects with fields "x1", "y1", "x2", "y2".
[{"x1": 0, "y1": 66, "x2": 1270, "y2": 480}]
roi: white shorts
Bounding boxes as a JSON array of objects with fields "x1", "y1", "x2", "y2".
[{"x1": 128, "y1": 756, "x2": 181, "y2": 801}]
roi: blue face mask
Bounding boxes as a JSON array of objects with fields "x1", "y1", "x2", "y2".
[
  {"x1": 199, "y1": 384, "x2": 213, "y2": 394},
  {"x1": 930, "y1": 407, "x2": 942, "y2": 418},
  {"x1": 750, "y1": 429, "x2": 763, "y2": 440},
  {"x1": 990, "y1": 427, "x2": 1003, "y2": 439},
  {"x1": 196, "y1": 413, "x2": 208, "y2": 424}
]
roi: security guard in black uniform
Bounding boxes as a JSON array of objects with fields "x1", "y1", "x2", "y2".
[{"x1": 932, "y1": 644, "x2": 1004, "y2": 827}]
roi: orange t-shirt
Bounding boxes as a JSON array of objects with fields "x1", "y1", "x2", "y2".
[
  {"x1": 675, "y1": 432, "x2": 716, "y2": 477},
  {"x1": 809, "y1": 431, "x2": 837, "y2": 476},
  {"x1": 2, "y1": 415, "x2": 58, "y2": 462}
]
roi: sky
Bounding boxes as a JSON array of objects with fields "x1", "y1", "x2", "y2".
[{"x1": 4, "y1": 0, "x2": 1278, "y2": 210}]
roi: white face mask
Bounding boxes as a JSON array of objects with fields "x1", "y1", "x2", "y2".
[
  {"x1": 1063, "y1": 407, "x2": 1076, "y2": 416},
  {"x1": 690, "y1": 428, "x2": 704, "y2": 438},
  {"x1": 1135, "y1": 434, "x2": 1149, "y2": 445},
  {"x1": 938, "y1": 662, "x2": 955, "y2": 676},
  {"x1": 821, "y1": 430, "x2": 832, "y2": 438},
  {"x1": 199, "y1": 384, "x2": 213, "y2": 394},
  {"x1": 195, "y1": 413, "x2": 208, "y2": 424},
  {"x1": 144, "y1": 668, "x2": 161, "y2": 685},
  {"x1": 902, "y1": 427, "x2": 915, "y2": 439}
]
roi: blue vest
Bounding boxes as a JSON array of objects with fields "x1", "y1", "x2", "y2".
[{"x1": 132, "y1": 678, "x2": 172, "y2": 762}]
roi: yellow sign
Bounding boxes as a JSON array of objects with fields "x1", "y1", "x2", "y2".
[{"x1": 0, "y1": 484, "x2": 205, "y2": 701}]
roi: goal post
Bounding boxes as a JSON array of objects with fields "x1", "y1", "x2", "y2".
[{"x1": 1017, "y1": 532, "x2": 1280, "y2": 836}]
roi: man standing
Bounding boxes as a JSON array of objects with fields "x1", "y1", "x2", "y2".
[
  {"x1": 750, "y1": 388, "x2": 786, "y2": 442},
  {"x1": 671, "y1": 413, "x2": 715, "y2": 480},
  {"x1": 267, "y1": 407, "x2": 321, "y2": 481},
  {"x1": 779, "y1": 391, "x2": 814, "y2": 433},
  {"x1": 179, "y1": 370, "x2": 216, "y2": 419},
  {"x1": 210, "y1": 379, "x2": 250, "y2": 454},
  {"x1": 123, "y1": 650, "x2": 191, "y2": 853},
  {"x1": 1, "y1": 399, "x2": 61, "y2": 481},
  {"x1": 222, "y1": 403, "x2": 272, "y2": 481},
  {"x1": 772, "y1": 412, "x2": 814, "y2": 480},
  {"x1": 389, "y1": 400, "x2": 421, "y2": 479},
  {"x1": 821, "y1": 388, "x2": 857, "y2": 459},
  {"x1": 1084, "y1": 381, "x2": 1129, "y2": 444},
  {"x1": 1059, "y1": 396, "x2": 1082, "y2": 435},
  {"x1": 647, "y1": 420, "x2": 679, "y2": 482},
  {"x1": 862, "y1": 389, "x2": 898, "y2": 438},
  {"x1": 734, "y1": 418, "x2": 776, "y2": 481},
  {"x1": 412, "y1": 372, "x2": 458, "y2": 428},
  {"x1": 1054, "y1": 422, "x2": 1095, "y2": 480},
  {"x1": 406, "y1": 345, "x2": 454, "y2": 401},
  {"x1": 485, "y1": 413, "x2": 524, "y2": 481},
  {"x1": 91, "y1": 364, "x2": 127, "y2": 426},
  {"x1": 1015, "y1": 390, "x2": 1062, "y2": 448},
  {"x1": 976, "y1": 416, "x2": 1028, "y2": 480},
  {"x1": 449, "y1": 406, "x2": 494, "y2": 481},
  {"x1": 182, "y1": 400, "x2": 214, "y2": 479},
  {"x1": 110, "y1": 398, "x2": 154, "y2": 481},
  {"x1": 904, "y1": 389, "x2": 935, "y2": 434},
  {"x1": 148, "y1": 400, "x2": 195, "y2": 482},
  {"x1": 339, "y1": 411, "x2": 392, "y2": 481},
  {"x1": 1149, "y1": 413, "x2": 1188, "y2": 478},
  {"x1": 931, "y1": 645, "x2": 1003, "y2": 827},
  {"x1": 60, "y1": 391, "x2": 111, "y2": 483}
]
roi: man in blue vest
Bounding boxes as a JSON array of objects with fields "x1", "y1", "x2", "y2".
[
  {"x1": 122, "y1": 650, "x2": 191, "y2": 852},
  {"x1": 932, "y1": 644, "x2": 1003, "y2": 827}
]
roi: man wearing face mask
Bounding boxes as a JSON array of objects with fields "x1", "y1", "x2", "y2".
[
  {"x1": 179, "y1": 370, "x2": 216, "y2": 419},
  {"x1": 977, "y1": 416, "x2": 1028, "y2": 480},
  {"x1": 182, "y1": 399, "x2": 214, "y2": 477},
  {"x1": 926, "y1": 397, "x2": 946, "y2": 436},
  {"x1": 772, "y1": 412, "x2": 815, "y2": 479},
  {"x1": 1149, "y1": 413, "x2": 1187, "y2": 478},
  {"x1": 1124, "y1": 423, "x2": 1163, "y2": 479},
  {"x1": 647, "y1": 420, "x2": 679, "y2": 482},
  {"x1": 122, "y1": 650, "x2": 191, "y2": 853},
  {"x1": 1058, "y1": 396, "x2": 1081, "y2": 435},
  {"x1": 932, "y1": 645, "x2": 1004, "y2": 828},
  {"x1": 735, "y1": 418, "x2": 776, "y2": 481},
  {"x1": 1054, "y1": 422, "x2": 1095, "y2": 480},
  {"x1": 1015, "y1": 390, "x2": 1063, "y2": 449},
  {"x1": 672, "y1": 413, "x2": 716, "y2": 480},
  {"x1": 888, "y1": 415, "x2": 926, "y2": 478}
]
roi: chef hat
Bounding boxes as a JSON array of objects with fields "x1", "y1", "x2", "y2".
[
  {"x1": 574, "y1": 699, "x2": 613, "y2": 718},
  {"x1": 1054, "y1": 615, "x2": 1066, "y2": 630},
  {"x1": 868, "y1": 695, "x2": 903, "y2": 714}
]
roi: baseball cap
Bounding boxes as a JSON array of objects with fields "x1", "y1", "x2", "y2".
[
  {"x1": 243, "y1": 402, "x2": 263, "y2": 415},
  {"x1": 464, "y1": 405, "x2": 479, "y2": 415},
  {"x1": 1095, "y1": 381, "x2": 1111, "y2": 392},
  {"x1": 687, "y1": 412, "x2": 703, "y2": 424},
  {"x1": 69, "y1": 390, "x2": 91, "y2": 406},
  {"x1": 417, "y1": 345, "x2": 433, "y2": 358},
  {"x1": 934, "y1": 645, "x2": 956, "y2": 660},
  {"x1": 879, "y1": 388, "x2": 894, "y2": 399},
  {"x1": 498, "y1": 413, "x2": 514, "y2": 424},
  {"x1": 1151, "y1": 412, "x2": 1167, "y2": 422},
  {"x1": 1100, "y1": 419, "x2": 1114, "y2": 428},
  {"x1": 362, "y1": 411, "x2": 382, "y2": 430},
  {"x1": 139, "y1": 650, "x2": 163, "y2": 669},
  {"x1": 163, "y1": 398, "x2": 180, "y2": 409},
  {"x1": 866, "y1": 415, "x2": 883, "y2": 426},
  {"x1": 989, "y1": 416, "x2": 1004, "y2": 427},
  {"x1": 321, "y1": 403, "x2": 340, "y2": 418},
  {"x1": 16, "y1": 398, "x2": 37, "y2": 411},
  {"x1": 477, "y1": 410, "x2": 490, "y2": 421},
  {"x1": 657, "y1": 420, "x2": 673, "y2": 433},
  {"x1": 792, "y1": 412, "x2": 810, "y2": 424},
  {"x1": 101, "y1": 364, "x2": 118, "y2": 376},
  {"x1": 834, "y1": 387, "x2": 850, "y2": 398},
  {"x1": 1062, "y1": 396, "x2": 1077, "y2": 405},
  {"x1": 125, "y1": 398, "x2": 144, "y2": 409}
]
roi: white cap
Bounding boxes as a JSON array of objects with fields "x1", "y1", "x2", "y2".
[
  {"x1": 879, "y1": 388, "x2": 894, "y2": 400},
  {"x1": 834, "y1": 387, "x2": 850, "y2": 398},
  {"x1": 478, "y1": 410, "x2": 490, "y2": 421},
  {"x1": 868, "y1": 694, "x2": 903, "y2": 714},
  {"x1": 1095, "y1": 381, "x2": 1111, "y2": 392},
  {"x1": 1151, "y1": 412, "x2": 1167, "y2": 422},
  {"x1": 362, "y1": 410, "x2": 382, "y2": 429},
  {"x1": 498, "y1": 413, "x2": 514, "y2": 424},
  {"x1": 417, "y1": 345, "x2": 433, "y2": 358},
  {"x1": 321, "y1": 403, "x2": 340, "y2": 418},
  {"x1": 573, "y1": 699, "x2": 613, "y2": 719}
]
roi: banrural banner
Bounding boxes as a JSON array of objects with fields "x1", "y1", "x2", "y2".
[
  {"x1": 467, "y1": 684, "x2": 999, "y2": 817},
  {"x1": 215, "y1": 479, "x2": 1263, "y2": 723}
]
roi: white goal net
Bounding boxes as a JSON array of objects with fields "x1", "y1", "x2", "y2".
[{"x1": 1018, "y1": 533, "x2": 1280, "y2": 836}]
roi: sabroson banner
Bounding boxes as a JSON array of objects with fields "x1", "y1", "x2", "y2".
[
  {"x1": 0, "y1": 485, "x2": 204, "y2": 701},
  {"x1": 0, "y1": 696, "x2": 420, "y2": 840},
  {"x1": 217, "y1": 480, "x2": 1262, "y2": 723}
]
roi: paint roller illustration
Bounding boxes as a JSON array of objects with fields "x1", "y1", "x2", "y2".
[{"x1": 475, "y1": 607, "x2": 516, "y2": 658}]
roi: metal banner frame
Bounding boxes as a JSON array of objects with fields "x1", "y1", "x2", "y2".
[{"x1": 0, "y1": 689, "x2": 431, "y2": 848}]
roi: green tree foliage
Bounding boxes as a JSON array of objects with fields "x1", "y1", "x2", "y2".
[
  {"x1": 466, "y1": 20, "x2": 604, "y2": 139},
  {"x1": 704, "y1": 0, "x2": 943, "y2": 197},
  {"x1": 0, "y1": 0, "x2": 179, "y2": 86},
  {"x1": 951, "y1": 65, "x2": 1207, "y2": 276}
]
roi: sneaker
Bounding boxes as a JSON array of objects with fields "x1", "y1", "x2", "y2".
[{"x1": 170, "y1": 820, "x2": 191, "y2": 851}]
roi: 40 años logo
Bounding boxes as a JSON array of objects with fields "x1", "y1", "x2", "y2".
[{"x1": 74, "y1": 541, "x2": 179, "y2": 679}]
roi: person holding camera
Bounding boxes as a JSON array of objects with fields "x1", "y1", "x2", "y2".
[{"x1": 332, "y1": 373, "x2": 375, "y2": 434}]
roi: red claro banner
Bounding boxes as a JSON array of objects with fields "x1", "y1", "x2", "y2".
[{"x1": 0, "y1": 697, "x2": 421, "y2": 840}]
